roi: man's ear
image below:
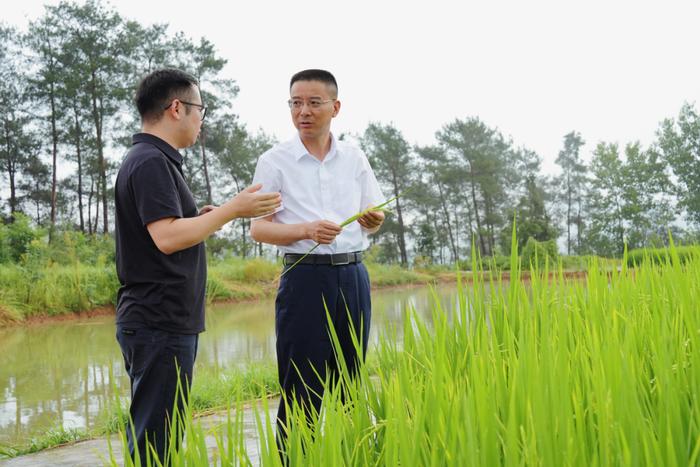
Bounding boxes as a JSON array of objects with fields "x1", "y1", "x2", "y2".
[
  {"x1": 332, "y1": 99, "x2": 341, "y2": 118},
  {"x1": 165, "y1": 100, "x2": 182, "y2": 121}
]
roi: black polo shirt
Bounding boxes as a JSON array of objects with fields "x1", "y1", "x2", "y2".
[{"x1": 114, "y1": 133, "x2": 206, "y2": 334}]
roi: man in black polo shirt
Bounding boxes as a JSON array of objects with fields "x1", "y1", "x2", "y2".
[{"x1": 114, "y1": 68, "x2": 281, "y2": 464}]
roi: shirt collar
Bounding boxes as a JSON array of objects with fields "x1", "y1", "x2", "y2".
[
  {"x1": 132, "y1": 133, "x2": 184, "y2": 166},
  {"x1": 293, "y1": 133, "x2": 339, "y2": 162}
]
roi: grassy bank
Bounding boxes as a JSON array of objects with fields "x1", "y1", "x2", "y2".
[
  {"x1": 106, "y1": 243, "x2": 700, "y2": 465},
  {"x1": 0, "y1": 256, "x2": 445, "y2": 325}
]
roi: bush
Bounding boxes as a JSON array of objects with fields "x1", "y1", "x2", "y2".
[
  {"x1": 205, "y1": 274, "x2": 235, "y2": 303},
  {"x1": 412, "y1": 255, "x2": 433, "y2": 269},
  {"x1": 0, "y1": 213, "x2": 40, "y2": 263},
  {"x1": 521, "y1": 237, "x2": 558, "y2": 270},
  {"x1": 482, "y1": 255, "x2": 511, "y2": 271},
  {"x1": 46, "y1": 230, "x2": 115, "y2": 265},
  {"x1": 242, "y1": 258, "x2": 279, "y2": 282},
  {"x1": 626, "y1": 245, "x2": 699, "y2": 267}
]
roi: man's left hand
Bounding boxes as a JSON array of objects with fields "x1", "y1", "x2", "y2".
[{"x1": 358, "y1": 209, "x2": 385, "y2": 231}]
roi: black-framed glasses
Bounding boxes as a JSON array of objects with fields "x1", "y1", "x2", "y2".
[{"x1": 164, "y1": 99, "x2": 207, "y2": 121}]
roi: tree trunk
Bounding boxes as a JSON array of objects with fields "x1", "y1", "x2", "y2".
[
  {"x1": 3, "y1": 122, "x2": 17, "y2": 216},
  {"x1": 436, "y1": 178, "x2": 458, "y2": 262},
  {"x1": 565, "y1": 172, "x2": 572, "y2": 255},
  {"x1": 390, "y1": 172, "x2": 408, "y2": 266},
  {"x1": 92, "y1": 176, "x2": 100, "y2": 235},
  {"x1": 467, "y1": 172, "x2": 487, "y2": 256},
  {"x1": 461, "y1": 193, "x2": 475, "y2": 236},
  {"x1": 576, "y1": 194, "x2": 583, "y2": 254},
  {"x1": 453, "y1": 204, "x2": 460, "y2": 258},
  {"x1": 90, "y1": 69, "x2": 108, "y2": 234},
  {"x1": 482, "y1": 193, "x2": 495, "y2": 255},
  {"x1": 87, "y1": 178, "x2": 94, "y2": 235},
  {"x1": 231, "y1": 176, "x2": 245, "y2": 257},
  {"x1": 73, "y1": 105, "x2": 85, "y2": 232},
  {"x1": 240, "y1": 219, "x2": 248, "y2": 258},
  {"x1": 48, "y1": 81, "x2": 58, "y2": 242}
]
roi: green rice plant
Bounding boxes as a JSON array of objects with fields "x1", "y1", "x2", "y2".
[
  {"x1": 189, "y1": 363, "x2": 279, "y2": 411},
  {"x1": 134, "y1": 232, "x2": 700, "y2": 465},
  {"x1": 280, "y1": 194, "x2": 400, "y2": 277}
]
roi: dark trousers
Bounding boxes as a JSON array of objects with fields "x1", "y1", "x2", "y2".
[
  {"x1": 275, "y1": 262, "x2": 372, "y2": 439},
  {"x1": 116, "y1": 325, "x2": 198, "y2": 464}
]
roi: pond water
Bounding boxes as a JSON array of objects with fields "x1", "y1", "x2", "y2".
[{"x1": 0, "y1": 283, "x2": 460, "y2": 447}]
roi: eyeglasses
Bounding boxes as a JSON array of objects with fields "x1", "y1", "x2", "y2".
[
  {"x1": 164, "y1": 99, "x2": 207, "y2": 121},
  {"x1": 287, "y1": 99, "x2": 334, "y2": 110}
]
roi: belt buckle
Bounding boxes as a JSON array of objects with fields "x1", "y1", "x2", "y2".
[{"x1": 331, "y1": 253, "x2": 350, "y2": 266}]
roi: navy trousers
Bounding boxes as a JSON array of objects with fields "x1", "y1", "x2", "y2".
[
  {"x1": 116, "y1": 325, "x2": 198, "y2": 464},
  {"x1": 275, "y1": 262, "x2": 372, "y2": 438}
]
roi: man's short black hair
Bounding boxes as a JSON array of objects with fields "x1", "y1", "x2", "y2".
[
  {"x1": 135, "y1": 68, "x2": 199, "y2": 122},
  {"x1": 290, "y1": 69, "x2": 338, "y2": 98}
]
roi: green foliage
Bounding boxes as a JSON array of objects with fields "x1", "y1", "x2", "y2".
[
  {"x1": 361, "y1": 122, "x2": 414, "y2": 265},
  {"x1": 0, "y1": 262, "x2": 119, "y2": 317},
  {"x1": 510, "y1": 176, "x2": 559, "y2": 253},
  {"x1": 521, "y1": 237, "x2": 558, "y2": 270},
  {"x1": 0, "y1": 213, "x2": 40, "y2": 263},
  {"x1": 0, "y1": 427, "x2": 87, "y2": 458},
  {"x1": 113, "y1": 241, "x2": 700, "y2": 466},
  {"x1": 555, "y1": 131, "x2": 587, "y2": 255},
  {"x1": 189, "y1": 363, "x2": 279, "y2": 411},
  {"x1": 32, "y1": 230, "x2": 114, "y2": 266},
  {"x1": 626, "y1": 245, "x2": 699, "y2": 267},
  {"x1": 242, "y1": 258, "x2": 279, "y2": 282},
  {"x1": 365, "y1": 263, "x2": 434, "y2": 286},
  {"x1": 437, "y1": 117, "x2": 515, "y2": 257},
  {"x1": 205, "y1": 274, "x2": 235, "y2": 303},
  {"x1": 412, "y1": 254, "x2": 433, "y2": 269},
  {"x1": 455, "y1": 255, "x2": 511, "y2": 271},
  {"x1": 482, "y1": 254, "x2": 512, "y2": 271},
  {"x1": 658, "y1": 103, "x2": 700, "y2": 225},
  {"x1": 362, "y1": 244, "x2": 380, "y2": 264},
  {"x1": 584, "y1": 142, "x2": 673, "y2": 256}
]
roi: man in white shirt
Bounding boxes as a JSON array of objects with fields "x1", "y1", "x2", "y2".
[{"x1": 251, "y1": 69, "x2": 385, "y2": 443}]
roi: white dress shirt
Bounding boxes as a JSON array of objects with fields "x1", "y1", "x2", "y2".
[{"x1": 252, "y1": 133, "x2": 385, "y2": 254}]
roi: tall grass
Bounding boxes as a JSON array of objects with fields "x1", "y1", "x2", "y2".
[
  {"x1": 118, "y1": 240, "x2": 700, "y2": 465},
  {"x1": 0, "y1": 262, "x2": 119, "y2": 319}
]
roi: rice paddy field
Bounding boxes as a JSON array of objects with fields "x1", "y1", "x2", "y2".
[{"x1": 113, "y1": 241, "x2": 700, "y2": 466}]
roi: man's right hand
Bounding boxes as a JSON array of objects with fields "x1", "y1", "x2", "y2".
[
  {"x1": 229, "y1": 183, "x2": 282, "y2": 218},
  {"x1": 305, "y1": 220, "x2": 342, "y2": 244}
]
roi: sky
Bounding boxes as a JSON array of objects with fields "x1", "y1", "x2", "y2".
[{"x1": 4, "y1": 0, "x2": 700, "y2": 174}]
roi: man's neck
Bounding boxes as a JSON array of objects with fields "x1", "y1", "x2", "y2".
[
  {"x1": 300, "y1": 133, "x2": 332, "y2": 161},
  {"x1": 141, "y1": 125, "x2": 180, "y2": 150}
]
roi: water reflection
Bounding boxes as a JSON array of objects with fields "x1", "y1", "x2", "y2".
[{"x1": 0, "y1": 284, "x2": 457, "y2": 446}]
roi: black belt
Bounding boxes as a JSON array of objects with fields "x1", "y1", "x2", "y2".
[{"x1": 283, "y1": 251, "x2": 363, "y2": 266}]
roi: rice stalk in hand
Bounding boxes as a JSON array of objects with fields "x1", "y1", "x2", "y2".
[{"x1": 279, "y1": 194, "x2": 400, "y2": 278}]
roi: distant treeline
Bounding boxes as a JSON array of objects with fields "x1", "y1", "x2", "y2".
[{"x1": 1, "y1": 0, "x2": 699, "y2": 264}]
